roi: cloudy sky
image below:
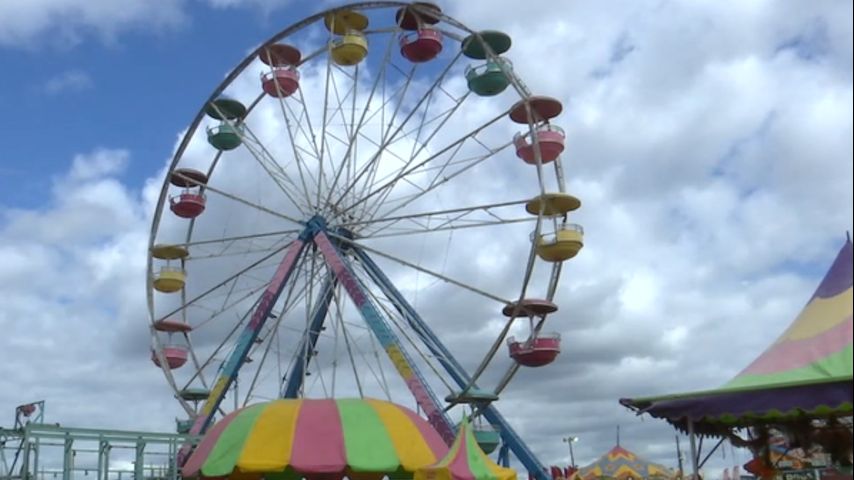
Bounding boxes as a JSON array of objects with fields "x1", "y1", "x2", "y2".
[{"x1": 1, "y1": 0, "x2": 852, "y2": 478}]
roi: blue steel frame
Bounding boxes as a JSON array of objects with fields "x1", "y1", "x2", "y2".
[
  {"x1": 353, "y1": 247, "x2": 549, "y2": 480},
  {"x1": 281, "y1": 276, "x2": 336, "y2": 398}
]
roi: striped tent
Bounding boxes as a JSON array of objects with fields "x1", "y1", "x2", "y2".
[
  {"x1": 415, "y1": 417, "x2": 516, "y2": 480},
  {"x1": 573, "y1": 445, "x2": 674, "y2": 480},
  {"x1": 621, "y1": 238, "x2": 853, "y2": 432}
]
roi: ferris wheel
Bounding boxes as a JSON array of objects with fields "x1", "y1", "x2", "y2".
[{"x1": 147, "y1": 2, "x2": 583, "y2": 477}]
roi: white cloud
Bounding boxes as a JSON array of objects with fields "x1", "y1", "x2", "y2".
[
  {"x1": 43, "y1": 69, "x2": 93, "y2": 94},
  {"x1": 0, "y1": 0, "x2": 186, "y2": 47},
  {"x1": 0, "y1": 148, "x2": 178, "y2": 434}
]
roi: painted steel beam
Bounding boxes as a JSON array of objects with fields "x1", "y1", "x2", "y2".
[
  {"x1": 314, "y1": 231, "x2": 456, "y2": 444},
  {"x1": 180, "y1": 235, "x2": 309, "y2": 463}
]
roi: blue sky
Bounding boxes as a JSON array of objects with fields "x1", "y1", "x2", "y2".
[
  {"x1": 1, "y1": 4, "x2": 318, "y2": 206},
  {"x1": 1, "y1": 1, "x2": 852, "y2": 476}
]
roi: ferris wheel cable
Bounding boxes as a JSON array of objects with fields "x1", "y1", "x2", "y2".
[
  {"x1": 282, "y1": 93, "x2": 322, "y2": 162},
  {"x1": 240, "y1": 294, "x2": 291, "y2": 408},
  {"x1": 172, "y1": 229, "x2": 302, "y2": 250},
  {"x1": 277, "y1": 270, "x2": 332, "y2": 397},
  {"x1": 362, "y1": 194, "x2": 527, "y2": 233},
  {"x1": 333, "y1": 50, "x2": 463, "y2": 210},
  {"x1": 397, "y1": 97, "x2": 470, "y2": 144},
  {"x1": 177, "y1": 172, "x2": 305, "y2": 226},
  {"x1": 225, "y1": 117, "x2": 309, "y2": 204},
  {"x1": 236, "y1": 128, "x2": 312, "y2": 214},
  {"x1": 362, "y1": 216, "x2": 536, "y2": 241},
  {"x1": 178, "y1": 294, "x2": 259, "y2": 392},
  {"x1": 188, "y1": 234, "x2": 293, "y2": 260},
  {"x1": 365, "y1": 211, "x2": 533, "y2": 239},
  {"x1": 362, "y1": 139, "x2": 515, "y2": 225},
  {"x1": 326, "y1": 70, "x2": 357, "y2": 180},
  {"x1": 359, "y1": 264, "x2": 456, "y2": 395},
  {"x1": 340, "y1": 107, "x2": 510, "y2": 218},
  {"x1": 323, "y1": 28, "x2": 395, "y2": 208},
  {"x1": 344, "y1": 59, "x2": 419, "y2": 218},
  {"x1": 330, "y1": 233, "x2": 512, "y2": 305},
  {"x1": 315, "y1": 28, "x2": 340, "y2": 210},
  {"x1": 186, "y1": 244, "x2": 297, "y2": 261},
  {"x1": 405, "y1": 84, "x2": 436, "y2": 172},
  {"x1": 326, "y1": 28, "x2": 394, "y2": 210},
  {"x1": 267, "y1": 69, "x2": 316, "y2": 208},
  {"x1": 356, "y1": 58, "x2": 470, "y2": 208},
  {"x1": 155, "y1": 241, "x2": 293, "y2": 322},
  {"x1": 178, "y1": 283, "x2": 266, "y2": 339},
  {"x1": 301, "y1": 249, "x2": 322, "y2": 395},
  {"x1": 336, "y1": 289, "x2": 365, "y2": 398},
  {"x1": 289, "y1": 67, "x2": 327, "y2": 162},
  {"x1": 353, "y1": 73, "x2": 464, "y2": 223},
  {"x1": 340, "y1": 198, "x2": 530, "y2": 229}
]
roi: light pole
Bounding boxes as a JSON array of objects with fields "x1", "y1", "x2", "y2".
[{"x1": 562, "y1": 436, "x2": 579, "y2": 468}]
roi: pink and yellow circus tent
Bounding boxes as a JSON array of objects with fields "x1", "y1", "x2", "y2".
[
  {"x1": 621, "y1": 237, "x2": 853, "y2": 433},
  {"x1": 182, "y1": 398, "x2": 448, "y2": 479}
]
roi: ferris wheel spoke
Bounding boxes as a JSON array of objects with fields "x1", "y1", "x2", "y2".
[
  {"x1": 330, "y1": 232, "x2": 512, "y2": 305},
  {"x1": 240, "y1": 293, "x2": 292, "y2": 408},
  {"x1": 182, "y1": 222, "x2": 295, "y2": 259},
  {"x1": 237, "y1": 125, "x2": 312, "y2": 214},
  {"x1": 155, "y1": 241, "x2": 293, "y2": 322},
  {"x1": 187, "y1": 242, "x2": 296, "y2": 261},
  {"x1": 281, "y1": 94, "x2": 320, "y2": 162},
  {"x1": 349, "y1": 198, "x2": 530, "y2": 227},
  {"x1": 326, "y1": 65, "x2": 357, "y2": 138},
  {"x1": 185, "y1": 250, "x2": 318, "y2": 395},
  {"x1": 351, "y1": 60, "x2": 468, "y2": 221},
  {"x1": 342, "y1": 108, "x2": 510, "y2": 219},
  {"x1": 356, "y1": 265, "x2": 455, "y2": 396},
  {"x1": 324, "y1": 28, "x2": 400, "y2": 209},
  {"x1": 267, "y1": 70, "x2": 316, "y2": 213},
  {"x1": 335, "y1": 50, "x2": 465, "y2": 210},
  {"x1": 174, "y1": 229, "x2": 302, "y2": 250},
  {"x1": 293, "y1": 85, "x2": 323, "y2": 161},
  {"x1": 180, "y1": 297, "x2": 256, "y2": 392},
  {"x1": 185, "y1": 175, "x2": 305, "y2": 227},
  {"x1": 363, "y1": 216, "x2": 536, "y2": 240},
  {"x1": 314, "y1": 27, "x2": 344, "y2": 210},
  {"x1": 367, "y1": 134, "x2": 512, "y2": 222},
  {"x1": 341, "y1": 198, "x2": 530, "y2": 237}
]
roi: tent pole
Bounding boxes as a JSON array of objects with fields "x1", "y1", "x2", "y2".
[{"x1": 688, "y1": 421, "x2": 700, "y2": 479}]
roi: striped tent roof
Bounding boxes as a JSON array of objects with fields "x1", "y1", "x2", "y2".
[
  {"x1": 621, "y1": 238, "x2": 853, "y2": 432},
  {"x1": 574, "y1": 445, "x2": 674, "y2": 480}
]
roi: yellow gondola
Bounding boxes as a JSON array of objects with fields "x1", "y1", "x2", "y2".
[{"x1": 534, "y1": 224, "x2": 584, "y2": 262}]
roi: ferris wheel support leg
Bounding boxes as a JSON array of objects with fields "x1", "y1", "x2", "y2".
[
  {"x1": 178, "y1": 235, "x2": 309, "y2": 464},
  {"x1": 499, "y1": 443, "x2": 511, "y2": 467},
  {"x1": 281, "y1": 275, "x2": 337, "y2": 398},
  {"x1": 314, "y1": 231, "x2": 457, "y2": 444},
  {"x1": 352, "y1": 247, "x2": 550, "y2": 480}
]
